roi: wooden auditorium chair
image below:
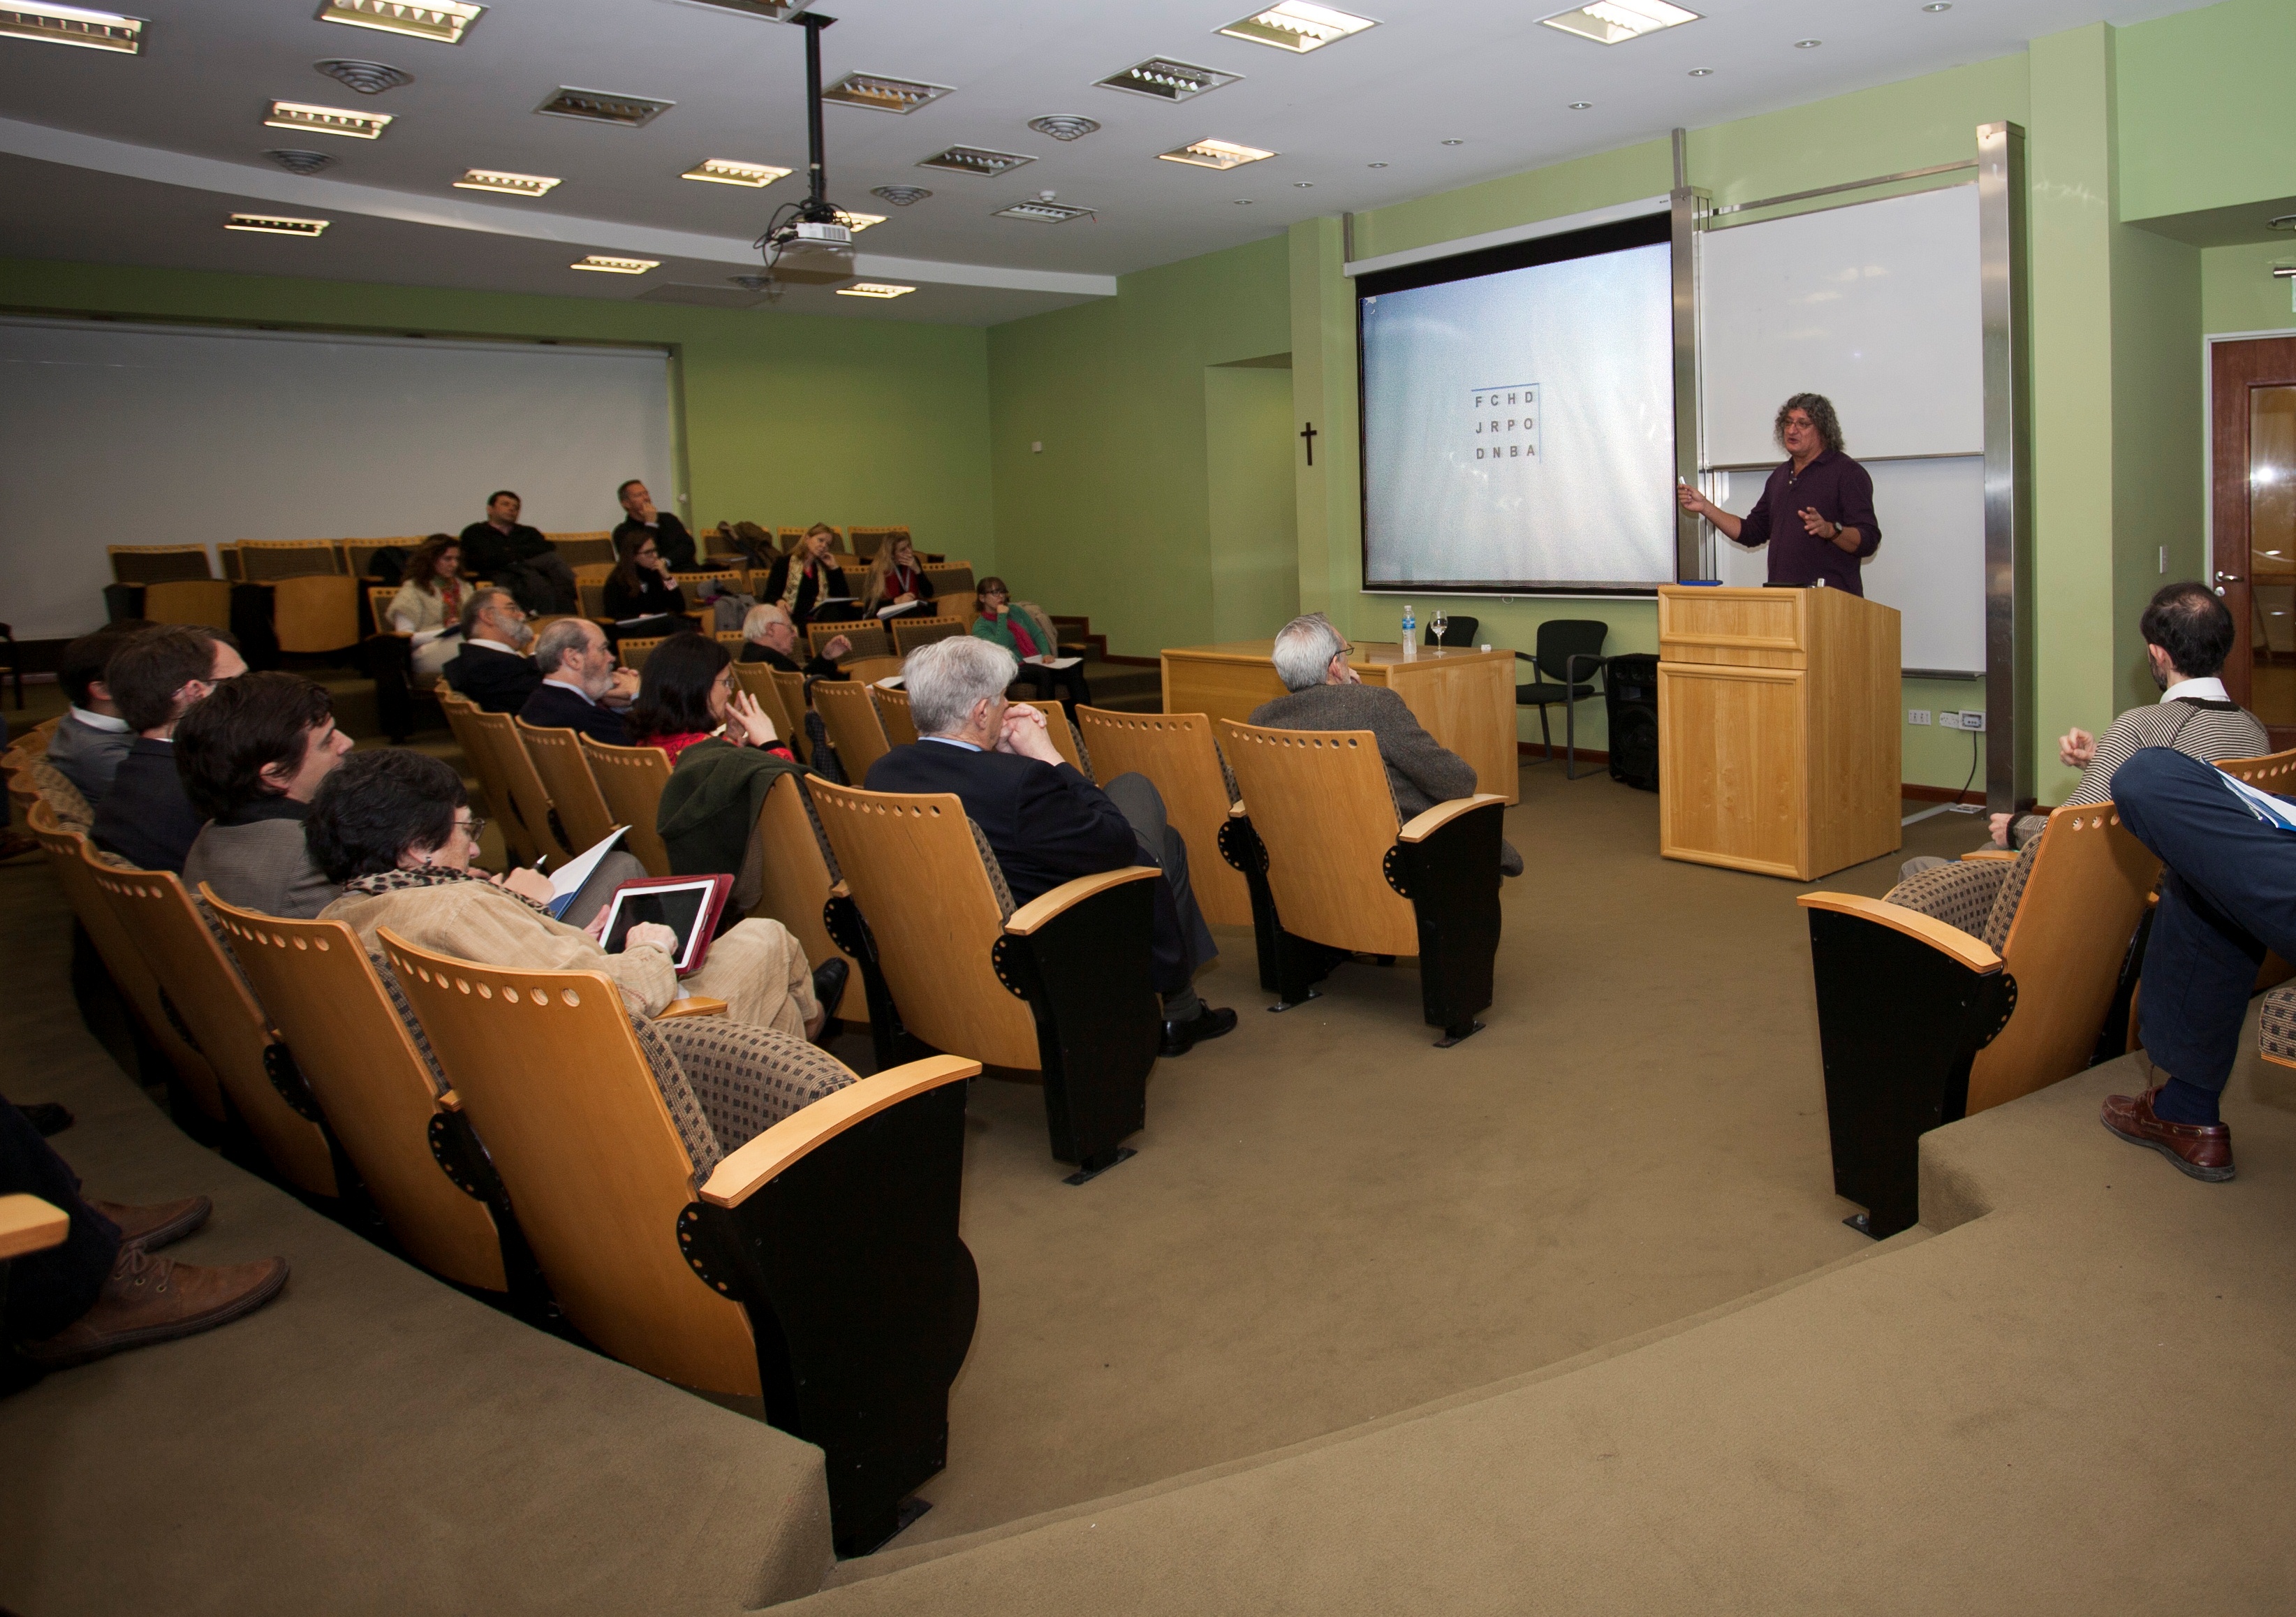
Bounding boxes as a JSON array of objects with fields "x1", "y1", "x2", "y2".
[
  {"x1": 808, "y1": 778, "x2": 1163, "y2": 1180},
  {"x1": 816, "y1": 620, "x2": 890, "y2": 661},
  {"x1": 28, "y1": 803, "x2": 221, "y2": 1127},
  {"x1": 107, "y1": 544, "x2": 231, "y2": 629},
  {"x1": 438, "y1": 692, "x2": 540, "y2": 869},
  {"x1": 2217, "y1": 748, "x2": 2296, "y2": 992},
  {"x1": 1216, "y1": 720, "x2": 1506, "y2": 1047},
  {"x1": 577, "y1": 733, "x2": 674, "y2": 875},
  {"x1": 466, "y1": 708, "x2": 579, "y2": 868},
  {"x1": 1076, "y1": 708, "x2": 1253, "y2": 929},
  {"x1": 515, "y1": 719, "x2": 618, "y2": 855},
  {"x1": 813, "y1": 680, "x2": 894, "y2": 785},
  {"x1": 203, "y1": 892, "x2": 529, "y2": 1302},
  {"x1": 1011, "y1": 700, "x2": 1089, "y2": 773},
  {"x1": 1798, "y1": 801, "x2": 2161, "y2": 1239},
  {"x1": 227, "y1": 539, "x2": 360, "y2": 653},
  {"x1": 617, "y1": 634, "x2": 669, "y2": 671},
  {"x1": 543, "y1": 532, "x2": 617, "y2": 567},
  {"x1": 378, "y1": 927, "x2": 979, "y2": 1557},
  {"x1": 741, "y1": 772, "x2": 858, "y2": 979},
  {"x1": 92, "y1": 866, "x2": 341, "y2": 1201},
  {"x1": 892, "y1": 615, "x2": 965, "y2": 657},
  {"x1": 769, "y1": 667, "x2": 816, "y2": 763},
  {"x1": 873, "y1": 686, "x2": 920, "y2": 748},
  {"x1": 730, "y1": 661, "x2": 805, "y2": 763}
]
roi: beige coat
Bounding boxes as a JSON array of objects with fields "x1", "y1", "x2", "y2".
[{"x1": 322, "y1": 878, "x2": 816, "y2": 1036}]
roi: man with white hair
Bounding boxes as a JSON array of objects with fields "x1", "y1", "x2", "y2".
[
  {"x1": 1251, "y1": 613, "x2": 1523, "y2": 877},
  {"x1": 520, "y1": 617, "x2": 639, "y2": 744},
  {"x1": 738, "y1": 602, "x2": 849, "y2": 682},
  {"x1": 865, "y1": 637, "x2": 1235, "y2": 1057},
  {"x1": 440, "y1": 587, "x2": 542, "y2": 713}
]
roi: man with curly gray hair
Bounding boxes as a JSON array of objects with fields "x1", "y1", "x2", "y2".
[
  {"x1": 871, "y1": 637, "x2": 1235, "y2": 1057},
  {"x1": 1676, "y1": 391, "x2": 1881, "y2": 595}
]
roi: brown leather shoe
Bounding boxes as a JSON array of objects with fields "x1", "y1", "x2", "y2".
[
  {"x1": 2101, "y1": 1087, "x2": 2234, "y2": 1183},
  {"x1": 14, "y1": 1245, "x2": 288, "y2": 1369},
  {"x1": 88, "y1": 1195, "x2": 212, "y2": 1253}
]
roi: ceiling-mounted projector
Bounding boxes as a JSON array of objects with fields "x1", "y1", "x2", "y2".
[{"x1": 751, "y1": 8, "x2": 858, "y2": 281}]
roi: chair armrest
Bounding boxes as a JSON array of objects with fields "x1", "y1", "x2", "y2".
[
  {"x1": 436, "y1": 1088, "x2": 463, "y2": 1112},
  {"x1": 1397, "y1": 793, "x2": 1507, "y2": 843},
  {"x1": 1228, "y1": 800, "x2": 1247, "y2": 818},
  {"x1": 1564, "y1": 652, "x2": 1607, "y2": 685},
  {"x1": 1004, "y1": 866, "x2": 1163, "y2": 936},
  {"x1": 699, "y1": 1054, "x2": 981, "y2": 1206},
  {"x1": 1958, "y1": 848, "x2": 2017, "y2": 863},
  {"x1": 1797, "y1": 893, "x2": 2001, "y2": 974},
  {"x1": 657, "y1": 996, "x2": 729, "y2": 1020},
  {"x1": 0, "y1": 1194, "x2": 70, "y2": 1260}
]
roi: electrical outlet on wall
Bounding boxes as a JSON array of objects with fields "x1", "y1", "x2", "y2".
[
  {"x1": 1908, "y1": 709, "x2": 1931, "y2": 725},
  {"x1": 1938, "y1": 710, "x2": 1961, "y2": 728},
  {"x1": 1958, "y1": 710, "x2": 1987, "y2": 731}
]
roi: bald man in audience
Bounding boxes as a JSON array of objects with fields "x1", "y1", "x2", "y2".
[
  {"x1": 521, "y1": 618, "x2": 639, "y2": 744},
  {"x1": 1250, "y1": 613, "x2": 1523, "y2": 878}
]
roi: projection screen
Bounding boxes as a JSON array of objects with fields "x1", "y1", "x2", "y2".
[{"x1": 1357, "y1": 212, "x2": 1675, "y2": 595}]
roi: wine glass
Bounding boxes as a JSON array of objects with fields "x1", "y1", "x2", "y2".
[{"x1": 1429, "y1": 607, "x2": 1448, "y2": 647}]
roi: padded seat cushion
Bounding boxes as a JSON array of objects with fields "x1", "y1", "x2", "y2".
[
  {"x1": 654, "y1": 1017, "x2": 855, "y2": 1148},
  {"x1": 1884, "y1": 858, "x2": 2008, "y2": 941},
  {"x1": 968, "y1": 819, "x2": 1017, "y2": 922},
  {"x1": 1979, "y1": 835, "x2": 2044, "y2": 951},
  {"x1": 29, "y1": 759, "x2": 93, "y2": 832},
  {"x1": 2260, "y1": 983, "x2": 2296, "y2": 1070}
]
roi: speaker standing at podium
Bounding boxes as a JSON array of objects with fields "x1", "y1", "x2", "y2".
[{"x1": 1676, "y1": 393, "x2": 1881, "y2": 595}]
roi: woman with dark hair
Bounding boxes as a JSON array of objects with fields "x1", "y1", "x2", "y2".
[
  {"x1": 314, "y1": 749, "x2": 838, "y2": 1039},
  {"x1": 626, "y1": 631, "x2": 788, "y2": 764},
  {"x1": 760, "y1": 524, "x2": 859, "y2": 624},
  {"x1": 970, "y1": 576, "x2": 1091, "y2": 716},
  {"x1": 601, "y1": 528, "x2": 689, "y2": 647},
  {"x1": 387, "y1": 534, "x2": 466, "y2": 681},
  {"x1": 179, "y1": 671, "x2": 353, "y2": 919},
  {"x1": 1675, "y1": 391, "x2": 1881, "y2": 595}
]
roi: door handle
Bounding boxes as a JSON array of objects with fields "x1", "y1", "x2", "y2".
[{"x1": 2216, "y1": 570, "x2": 2244, "y2": 596}]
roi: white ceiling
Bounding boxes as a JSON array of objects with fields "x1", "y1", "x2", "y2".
[{"x1": 0, "y1": 0, "x2": 2219, "y2": 326}]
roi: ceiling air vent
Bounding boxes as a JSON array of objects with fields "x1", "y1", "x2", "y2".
[
  {"x1": 1096, "y1": 58, "x2": 1239, "y2": 103},
  {"x1": 871, "y1": 185, "x2": 932, "y2": 207},
  {"x1": 823, "y1": 73, "x2": 952, "y2": 115},
  {"x1": 535, "y1": 87, "x2": 675, "y2": 129},
  {"x1": 265, "y1": 149, "x2": 338, "y2": 176},
  {"x1": 0, "y1": 4, "x2": 145, "y2": 53},
  {"x1": 994, "y1": 200, "x2": 1094, "y2": 224},
  {"x1": 1028, "y1": 115, "x2": 1100, "y2": 142},
  {"x1": 918, "y1": 145, "x2": 1034, "y2": 177},
  {"x1": 314, "y1": 59, "x2": 412, "y2": 95}
]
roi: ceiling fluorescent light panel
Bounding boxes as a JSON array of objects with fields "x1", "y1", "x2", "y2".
[
  {"x1": 994, "y1": 200, "x2": 1093, "y2": 222},
  {"x1": 0, "y1": 3, "x2": 145, "y2": 53},
  {"x1": 1160, "y1": 138, "x2": 1276, "y2": 170},
  {"x1": 314, "y1": 1, "x2": 485, "y2": 47},
  {"x1": 265, "y1": 101, "x2": 393, "y2": 139},
  {"x1": 455, "y1": 168, "x2": 559, "y2": 196},
  {"x1": 536, "y1": 87, "x2": 674, "y2": 127},
  {"x1": 834, "y1": 210, "x2": 885, "y2": 232},
  {"x1": 572, "y1": 256, "x2": 658, "y2": 274},
  {"x1": 676, "y1": 0, "x2": 811, "y2": 19},
  {"x1": 823, "y1": 72, "x2": 951, "y2": 113},
  {"x1": 1540, "y1": 0, "x2": 1699, "y2": 45},
  {"x1": 682, "y1": 159, "x2": 790, "y2": 186},
  {"x1": 1218, "y1": 3, "x2": 1377, "y2": 54},
  {"x1": 1096, "y1": 58, "x2": 1239, "y2": 102},
  {"x1": 838, "y1": 283, "x2": 915, "y2": 299},
  {"x1": 918, "y1": 145, "x2": 1034, "y2": 177},
  {"x1": 226, "y1": 213, "x2": 330, "y2": 237}
]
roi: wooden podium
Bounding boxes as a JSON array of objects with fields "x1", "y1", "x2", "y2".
[{"x1": 1656, "y1": 585, "x2": 1900, "y2": 881}]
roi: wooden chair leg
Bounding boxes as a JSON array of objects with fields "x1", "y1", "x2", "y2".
[
  {"x1": 1806, "y1": 908, "x2": 2017, "y2": 1239},
  {"x1": 1218, "y1": 816, "x2": 1282, "y2": 995},
  {"x1": 1388, "y1": 802, "x2": 1505, "y2": 1045}
]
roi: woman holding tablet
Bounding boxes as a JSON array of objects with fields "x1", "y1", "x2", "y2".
[{"x1": 311, "y1": 748, "x2": 837, "y2": 1040}]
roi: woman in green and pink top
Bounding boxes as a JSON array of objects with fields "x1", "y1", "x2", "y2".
[{"x1": 969, "y1": 576, "x2": 1091, "y2": 717}]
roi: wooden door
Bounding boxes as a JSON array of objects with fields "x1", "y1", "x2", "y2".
[{"x1": 2212, "y1": 336, "x2": 2296, "y2": 750}]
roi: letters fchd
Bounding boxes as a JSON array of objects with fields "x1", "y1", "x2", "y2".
[{"x1": 1469, "y1": 383, "x2": 1540, "y2": 462}]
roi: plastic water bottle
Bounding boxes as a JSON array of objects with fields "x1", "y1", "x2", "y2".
[{"x1": 1399, "y1": 602, "x2": 1417, "y2": 660}]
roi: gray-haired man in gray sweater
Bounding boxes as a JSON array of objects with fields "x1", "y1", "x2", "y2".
[{"x1": 1249, "y1": 614, "x2": 1523, "y2": 877}]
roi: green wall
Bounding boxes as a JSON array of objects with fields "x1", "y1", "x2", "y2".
[
  {"x1": 1205, "y1": 363, "x2": 1301, "y2": 641},
  {"x1": 2114, "y1": 0, "x2": 2296, "y2": 227},
  {"x1": 2204, "y1": 242, "x2": 2296, "y2": 336},
  {"x1": 984, "y1": 235, "x2": 1291, "y2": 656},
  {"x1": 0, "y1": 258, "x2": 995, "y2": 565}
]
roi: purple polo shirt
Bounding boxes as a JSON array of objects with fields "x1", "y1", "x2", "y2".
[{"x1": 1739, "y1": 448, "x2": 1881, "y2": 595}]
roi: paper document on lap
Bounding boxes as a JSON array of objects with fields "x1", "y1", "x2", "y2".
[
  {"x1": 545, "y1": 826, "x2": 630, "y2": 917},
  {"x1": 2219, "y1": 771, "x2": 2296, "y2": 831}
]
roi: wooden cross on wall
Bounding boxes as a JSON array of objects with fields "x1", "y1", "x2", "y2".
[{"x1": 1300, "y1": 420, "x2": 1318, "y2": 466}]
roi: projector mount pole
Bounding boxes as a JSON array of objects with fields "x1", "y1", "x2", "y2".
[{"x1": 795, "y1": 11, "x2": 838, "y2": 226}]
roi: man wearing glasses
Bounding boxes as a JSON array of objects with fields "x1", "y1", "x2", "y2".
[{"x1": 441, "y1": 587, "x2": 543, "y2": 713}]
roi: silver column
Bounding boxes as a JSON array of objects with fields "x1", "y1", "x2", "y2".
[
  {"x1": 1670, "y1": 181, "x2": 1709, "y2": 582},
  {"x1": 1977, "y1": 120, "x2": 2031, "y2": 813}
]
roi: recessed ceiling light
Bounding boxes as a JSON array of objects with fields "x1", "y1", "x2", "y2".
[
  {"x1": 1293, "y1": 180, "x2": 1314, "y2": 188},
  {"x1": 1795, "y1": 38, "x2": 1822, "y2": 47},
  {"x1": 1687, "y1": 66, "x2": 1712, "y2": 76},
  {"x1": 1441, "y1": 138, "x2": 1464, "y2": 146},
  {"x1": 571, "y1": 256, "x2": 658, "y2": 275},
  {"x1": 1029, "y1": 114, "x2": 1101, "y2": 142},
  {"x1": 1922, "y1": 3, "x2": 1950, "y2": 10},
  {"x1": 838, "y1": 283, "x2": 916, "y2": 299},
  {"x1": 994, "y1": 200, "x2": 1095, "y2": 222},
  {"x1": 1540, "y1": 1, "x2": 1700, "y2": 46},
  {"x1": 265, "y1": 101, "x2": 392, "y2": 140},
  {"x1": 1233, "y1": 198, "x2": 1255, "y2": 205},
  {"x1": 871, "y1": 184, "x2": 932, "y2": 205},
  {"x1": 226, "y1": 212, "x2": 330, "y2": 237},
  {"x1": 823, "y1": 72, "x2": 952, "y2": 114},
  {"x1": 1097, "y1": 57, "x2": 1240, "y2": 103},
  {"x1": 1217, "y1": 2, "x2": 1378, "y2": 54},
  {"x1": 536, "y1": 87, "x2": 675, "y2": 127},
  {"x1": 314, "y1": 1, "x2": 484, "y2": 46},
  {"x1": 834, "y1": 210, "x2": 887, "y2": 232},
  {"x1": 681, "y1": 159, "x2": 790, "y2": 187},
  {"x1": 454, "y1": 168, "x2": 560, "y2": 196},
  {"x1": 1158, "y1": 139, "x2": 1277, "y2": 171},
  {"x1": 1568, "y1": 101, "x2": 1592, "y2": 109},
  {"x1": 314, "y1": 58, "x2": 411, "y2": 94},
  {"x1": 0, "y1": 3, "x2": 145, "y2": 53},
  {"x1": 264, "y1": 148, "x2": 337, "y2": 175},
  {"x1": 1367, "y1": 161, "x2": 1388, "y2": 168},
  {"x1": 918, "y1": 145, "x2": 1035, "y2": 177}
]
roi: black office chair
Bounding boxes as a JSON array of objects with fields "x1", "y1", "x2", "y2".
[
  {"x1": 1424, "y1": 614, "x2": 1479, "y2": 648},
  {"x1": 1514, "y1": 619, "x2": 1607, "y2": 780}
]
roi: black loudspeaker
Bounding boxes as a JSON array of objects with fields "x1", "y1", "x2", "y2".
[{"x1": 1604, "y1": 653, "x2": 1659, "y2": 792}]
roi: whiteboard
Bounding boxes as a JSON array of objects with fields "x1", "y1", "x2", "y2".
[
  {"x1": 1699, "y1": 183, "x2": 1982, "y2": 465},
  {"x1": 1709, "y1": 455, "x2": 1985, "y2": 675},
  {"x1": 0, "y1": 319, "x2": 674, "y2": 641}
]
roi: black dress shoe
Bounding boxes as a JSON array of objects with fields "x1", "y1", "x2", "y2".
[
  {"x1": 811, "y1": 958, "x2": 850, "y2": 1025},
  {"x1": 1160, "y1": 1004, "x2": 1238, "y2": 1057}
]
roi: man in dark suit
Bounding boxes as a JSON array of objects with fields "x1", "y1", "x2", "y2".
[
  {"x1": 520, "y1": 618, "x2": 639, "y2": 745},
  {"x1": 91, "y1": 625, "x2": 246, "y2": 873},
  {"x1": 865, "y1": 638, "x2": 1233, "y2": 1055},
  {"x1": 441, "y1": 587, "x2": 543, "y2": 712},
  {"x1": 612, "y1": 479, "x2": 698, "y2": 571}
]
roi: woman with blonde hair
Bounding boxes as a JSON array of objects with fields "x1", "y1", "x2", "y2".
[
  {"x1": 387, "y1": 534, "x2": 466, "y2": 680},
  {"x1": 862, "y1": 532, "x2": 935, "y2": 621},
  {"x1": 760, "y1": 524, "x2": 859, "y2": 625}
]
